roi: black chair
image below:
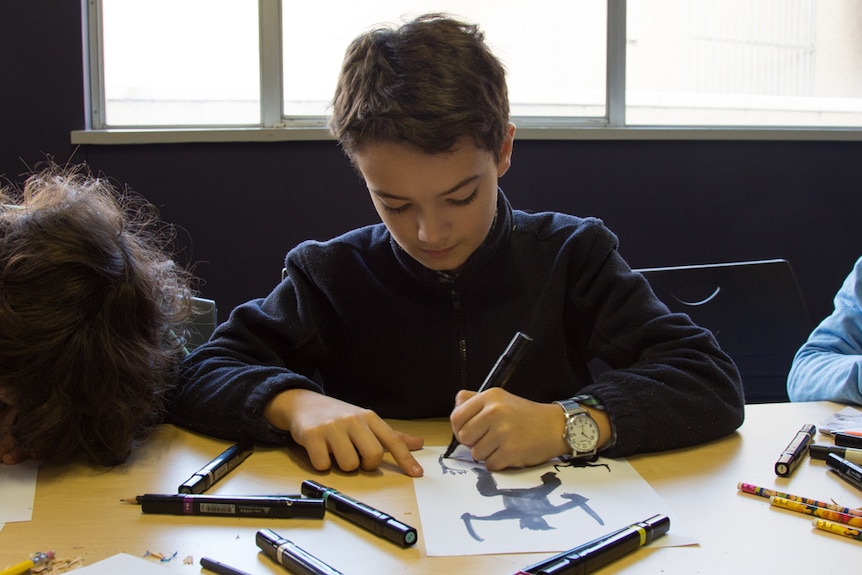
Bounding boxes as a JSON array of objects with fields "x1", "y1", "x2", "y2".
[
  {"x1": 635, "y1": 259, "x2": 811, "y2": 403},
  {"x1": 187, "y1": 296, "x2": 218, "y2": 350}
]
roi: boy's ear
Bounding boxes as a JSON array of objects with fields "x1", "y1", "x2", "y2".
[{"x1": 497, "y1": 123, "x2": 516, "y2": 177}]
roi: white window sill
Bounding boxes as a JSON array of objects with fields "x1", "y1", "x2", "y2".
[{"x1": 71, "y1": 125, "x2": 862, "y2": 145}]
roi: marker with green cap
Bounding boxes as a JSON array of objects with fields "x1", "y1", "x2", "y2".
[{"x1": 301, "y1": 479, "x2": 418, "y2": 547}]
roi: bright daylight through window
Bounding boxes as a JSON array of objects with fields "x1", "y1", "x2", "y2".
[{"x1": 92, "y1": 0, "x2": 862, "y2": 132}]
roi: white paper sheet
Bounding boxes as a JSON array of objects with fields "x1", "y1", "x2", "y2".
[
  {"x1": 817, "y1": 406, "x2": 862, "y2": 435},
  {"x1": 67, "y1": 553, "x2": 185, "y2": 574},
  {"x1": 0, "y1": 459, "x2": 39, "y2": 523},
  {"x1": 413, "y1": 446, "x2": 695, "y2": 556}
]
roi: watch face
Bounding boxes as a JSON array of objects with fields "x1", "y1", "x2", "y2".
[{"x1": 566, "y1": 415, "x2": 600, "y2": 452}]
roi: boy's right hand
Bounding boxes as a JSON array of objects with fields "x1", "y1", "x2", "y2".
[{"x1": 264, "y1": 389, "x2": 425, "y2": 477}]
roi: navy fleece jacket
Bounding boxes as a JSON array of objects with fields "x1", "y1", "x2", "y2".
[{"x1": 171, "y1": 191, "x2": 744, "y2": 457}]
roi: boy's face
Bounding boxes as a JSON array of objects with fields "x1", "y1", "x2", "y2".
[{"x1": 354, "y1": 125, "x2": 515, "y2": 273}]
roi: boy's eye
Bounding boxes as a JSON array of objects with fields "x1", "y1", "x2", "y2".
[
  {"x1": 382, "y1": 203, "x2": 410, "y2": 214},
  {"x1": 449, "y1": 188, "x2": 479, "y2": 207}
]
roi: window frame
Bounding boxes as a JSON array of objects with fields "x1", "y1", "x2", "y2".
[{"x1": 73, "y1": 0, "x2": 862, "y2": 145}]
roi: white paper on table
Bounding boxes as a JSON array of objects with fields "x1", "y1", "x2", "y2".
[
  {"x1": 817, "y1": 406, "x2": 862, "y2": 435},
  {"x1": 67, "y1": 553, "x2": 185, "y2": 574},
  {"x1": 413, "y1": 446, "x2": 696, "y2": 557},
  {"x1": 0, "y1": 459, "x2": 39, "y2": 523}
]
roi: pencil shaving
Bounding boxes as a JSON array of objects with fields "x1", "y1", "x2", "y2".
[{"x1": 41, "y1": 557, "x2": 82, "y2": 574}]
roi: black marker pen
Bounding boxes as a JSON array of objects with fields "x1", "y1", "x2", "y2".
[
  {"x1": 123, "y1": 494, "x2": 324, "y2": 518},
  {"x1": 200, "y1": 557, "x2": 253, "y2": 575},
  {"x1": 774, "y1": 423, "x2": 815, "y2": 477},
  {"x1": 826, "y1": 453, "x2": 862, "y2": 492},
  {"x1": 515, "y1": 514, "x2": 670, "y2": 575},
  {"x1": 443, "y1": 331, "x2": 533, "y2": 458},
  {"x1": 179, "y1": 441, "x2": 253, "y2": 494},
  {"x1": 809, "y1": 444, "x2": 862, "y2": 465},
  {"x1": 301, "y1": 480, "x2": 418, "y2": 547},
  {"x1": 256, "y1": 528, "x2": 343, "y2": 575},
  {"x1": 834, "y1": 431, "x2": 862, "y2": 449}
]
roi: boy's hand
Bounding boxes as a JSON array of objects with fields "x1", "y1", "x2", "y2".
[
  {"x1": 264, "y1": 389, "x2": 425, "y2": 477},
  {"x1": 449, "y1": 387, "x2": 572, "y2": 471}
]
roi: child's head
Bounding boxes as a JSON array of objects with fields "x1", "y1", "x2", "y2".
[
  {"x1": 0, "y1": 164, "x2": 192, "y2": 466},
  {"x1": 330, "y1": 13, "x2": 510, "y2": 162}
]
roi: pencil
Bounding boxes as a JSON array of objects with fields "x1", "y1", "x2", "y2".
[
  {"x1": 812, "y1": 518, "x2": 862, "y2": 541},
  {"x1": 769, "y1": 496, "x2": 862, "y2": 527},
  {"x1": 0, "y1": 552, "x2": 54, "y2": 575},
  {"x1": 737, "y1": 481, "x2": 862, "y2": 517}
]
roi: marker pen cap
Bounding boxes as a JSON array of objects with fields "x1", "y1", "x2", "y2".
[
  {"x1": 383, "y1": 517, "x2": 418, "y2": 546},
  {"x1": 808, "y1": 444, "x2": 833, "y2": 460},
  {"x1": 287, "y1": 497, "x2": 327, "y2": 519},
  {"x1": 178, "y1": 476, "x2": 207, "y2": 494}
]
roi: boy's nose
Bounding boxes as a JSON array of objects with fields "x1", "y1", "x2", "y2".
[{"x1": 417, "y1": 213, "x2": 449, "y2": 246}]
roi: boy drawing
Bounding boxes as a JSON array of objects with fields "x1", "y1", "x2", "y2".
[{"x1": 171, "y1": 14, "x2": 744, "y2": 477}]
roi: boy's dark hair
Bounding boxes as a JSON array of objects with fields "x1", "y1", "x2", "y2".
[
  {"x1": 330, "y1": 13, "x2": 510, "y2": 161},
  {"x1": 0, "y1": 163, "x2": 192, "y2": 466}
]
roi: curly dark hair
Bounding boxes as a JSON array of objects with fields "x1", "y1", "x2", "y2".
[
  {"x1": 0, "y1": 163, "x2": 193, "y2": 466},
  {"x1": 330, "y1": 13, "x2": 510, "y2": 162}
]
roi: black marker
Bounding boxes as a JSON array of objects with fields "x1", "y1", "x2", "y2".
[
  {"x1": 443, "y1": 331, "x2": 533, "y2": 458},
  {"x1": 256, "y1": 528, "x2": 343, "y2": 575},
  {"x1": 200, "y1": 557, "x2": 253, "y2": 575},
  {"x1": 179, "y1": 441, "x2": 253, "y2": 494},
  {"x1": 515, "y1": 514, "x2": 670, "y2": 575},
  {"x1": 122, "y1": 494, "x2": 323, "y2": 518},
  {"x1": 774, "y1": 423, "x2": 815, "y2": 477},
  {"x1": 834, "y1": 431, "x2": 862, "y2": 449},
  {"x1": 809, "y1": 444, "x2": 862, "y2": 465},
  {"x1": 301, "y1": 480, "x2": 417, "y2": 547},
  {"x1": 826, "y1": 453, "x2": 862, "y2": 493}
]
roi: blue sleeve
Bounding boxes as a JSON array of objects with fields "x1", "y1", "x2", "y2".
[{"x1": 787, "y1": 256, "x2": 862, "y2": 404}]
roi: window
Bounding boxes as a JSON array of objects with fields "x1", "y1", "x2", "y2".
[
  {"x1": 626, "y1": 0, "x2": 862, "y2": 127},
  {"x1": 95, "y1": 0, "x2": 260, "y2": 126},
  {"x1": 81, "y1": 0, "x2": 862, "y2": 141}
]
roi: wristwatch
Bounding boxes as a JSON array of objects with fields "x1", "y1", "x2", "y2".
[{"x1": 555, "y1": 398, "x2": 600, "y2": 459}]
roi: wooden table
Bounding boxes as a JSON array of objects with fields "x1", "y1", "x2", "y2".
[{"x1": 1, "y1": 401, "x2": 860, "y2": 573}]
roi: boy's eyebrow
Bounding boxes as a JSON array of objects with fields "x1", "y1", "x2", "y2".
[{"x1": 370, "y1": 174, "x2": 480, "y2": 201}]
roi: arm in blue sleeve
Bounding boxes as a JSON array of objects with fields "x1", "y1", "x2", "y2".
[{"x1": 787, "y1": 257, "x2": 862, "y2": 405}]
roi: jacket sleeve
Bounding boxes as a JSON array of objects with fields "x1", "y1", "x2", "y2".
[
  {"x1": 787, "y1": 257, "x2": 862, "y2": 405},
  {"x1": 567, "y1": 225, "x2": 745, "y2": 456},
  {"x1": 168, "y1": 252, "x2": 331, "y2": 443}
]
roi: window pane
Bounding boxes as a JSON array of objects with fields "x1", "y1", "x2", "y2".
[
  {"x1": 281, "y1": 2, "x2": 607, "y2": 119},
  {"x1": 102, "y1": 0, "x2": 260, "y2": 126},
  {"x1": 627, "y1": 0, "x2": 862, "y2": 127}
]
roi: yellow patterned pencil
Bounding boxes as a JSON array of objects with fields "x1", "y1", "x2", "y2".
[
  {"x1": 769, "y1": 496, "x2": 862, "y2": 527},
  {"x1": 737, "y1": 481, "x2": 862, "y2": 516},
  {"x1": 812, "y1": 518, "x2": 862, "y2": 541}
]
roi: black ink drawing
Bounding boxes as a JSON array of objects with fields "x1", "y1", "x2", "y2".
[
  {"x1": 438, "y1": 453, "x2": 470, "y2": 475},
  {"x1": 553, "y1": 456, "x2": 611, "y2": 473},
  {"x1": 459, "y1": 468, "x2": 606, "y2": 542}
]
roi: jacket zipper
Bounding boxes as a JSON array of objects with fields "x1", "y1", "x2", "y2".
[{"x1": 450, "y1": 288, "x2": 469, "y2": 388}]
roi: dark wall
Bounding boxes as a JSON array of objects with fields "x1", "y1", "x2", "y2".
[{"x1": 2, "y1": 2, "x2": 861, "y2": 324}]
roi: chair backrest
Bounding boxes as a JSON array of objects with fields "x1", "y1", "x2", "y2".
[
  {"x1": 635, "y1": 259, "x2": 811, "y2": 403},
  {"x1": 187, "y1": 296, "x2": 218, "y2": 350}
]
